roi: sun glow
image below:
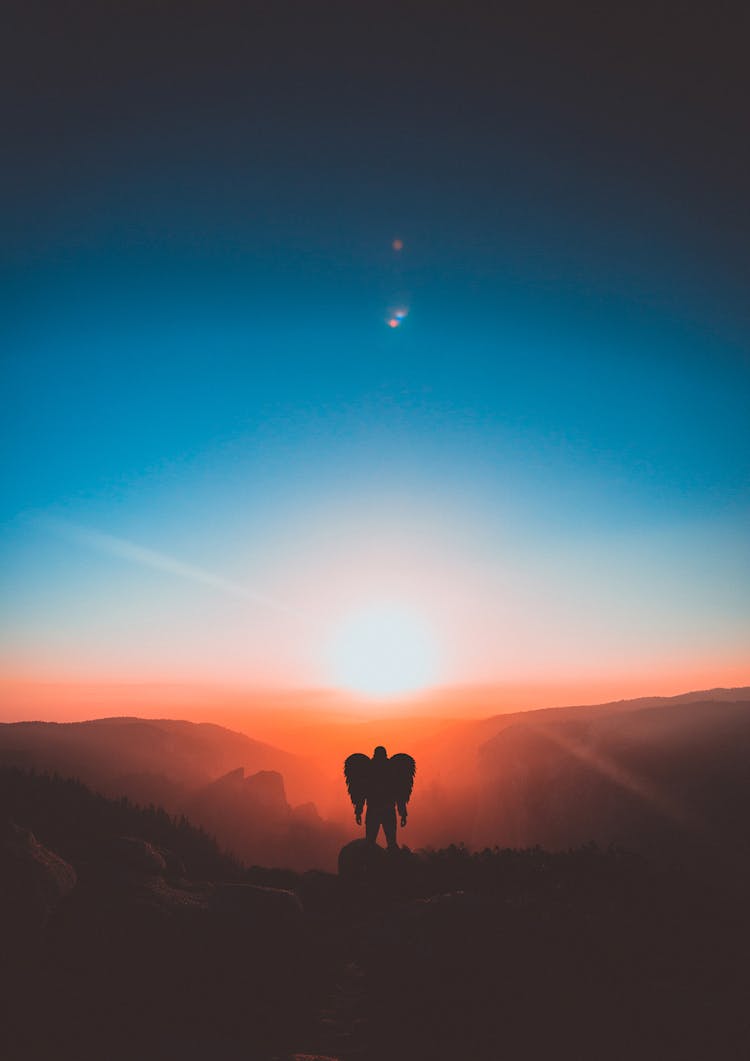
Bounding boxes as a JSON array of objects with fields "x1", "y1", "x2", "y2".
[{"x1": 326, "y1": 603, "x2": 439, "y2": 697}]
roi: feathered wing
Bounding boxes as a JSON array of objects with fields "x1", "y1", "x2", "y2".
[
  {"x1": 343, "y1": 753, "x2": 371, "y2": 811},
  {"x1": 389, "y1": 753, "x2": 416, "y2": 811}
]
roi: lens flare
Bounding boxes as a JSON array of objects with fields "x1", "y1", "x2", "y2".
[{"x1": 386, "y1": 306, "x2": 409, "y2": 328}]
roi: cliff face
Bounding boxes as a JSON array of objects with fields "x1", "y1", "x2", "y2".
[
  {"x1": 184, "y1": 767, "x2": 345, "y2": 871},
  {"x1": 244, "y1": 769, "x2": 288, "y2": 810}
]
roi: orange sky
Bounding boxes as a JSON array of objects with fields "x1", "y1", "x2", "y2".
[{"x1": 2, "y1": 663, "x2": 748, "y2": 753}]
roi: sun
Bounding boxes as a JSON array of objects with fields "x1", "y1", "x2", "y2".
[{"x1": 326, "y1": 603, "x2": 439, "y2": 697}]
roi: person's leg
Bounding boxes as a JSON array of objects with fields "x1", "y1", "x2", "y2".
[
  {"x1": 382, "y1": 806, "x2": 398, "y2": 849},
  {"x1": 365, "y1": 805, "x2": 381, "y2": 843}
]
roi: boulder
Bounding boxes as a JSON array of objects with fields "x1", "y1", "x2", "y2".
[
  {"x1": 0, "y1": 820, "x2": 77, "y2": 954},
  {"x1": 337, "y1": 838, "x2": 393, "y2": 887}
]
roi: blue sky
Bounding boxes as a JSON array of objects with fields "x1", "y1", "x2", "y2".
[{"x1": 1, "y1": 4, "x2": 748, "y2": 695}]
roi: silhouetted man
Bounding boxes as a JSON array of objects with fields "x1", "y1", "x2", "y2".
[{"x1": 344, "y1": 745, "x2": 416, "y2": 849}]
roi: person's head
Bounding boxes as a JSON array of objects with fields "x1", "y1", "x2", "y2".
[{"x1": 373, "y1": 745, "x2": 387, "y2": 761}]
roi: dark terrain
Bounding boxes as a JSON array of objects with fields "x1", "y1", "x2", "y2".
[{"x1": 2, "y1": 766, "x2": 749, "y2": 1061}]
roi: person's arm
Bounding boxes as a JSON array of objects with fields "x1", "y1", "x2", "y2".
[
  {"x1": 397, "y1": 800, "x2": 407, "y2": 827},
  {"x1": 355, "y1": 800, "x2": 364, "y2": 825}
]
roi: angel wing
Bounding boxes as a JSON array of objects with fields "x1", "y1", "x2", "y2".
[
  {"x1": 389, "y1": 753, "x2": 416, "y2": 807},
  {"x1": 343, "y1": 753, "x2": 371, "y2": 809}
]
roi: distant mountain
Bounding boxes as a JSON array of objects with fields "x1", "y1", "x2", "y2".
[
  {"x1": 419, "y1": 685, "x2": 750, "y2": 776},
  {"x1": 2, "y1": 687, "x2": 747, "y2": 861},
  {"x1": 0, "y1": 717, "x2": 344, "y2": 870},
  {"x1": 473, "y1": 697, "x2": 750, "y2": 852},
  {"x1": 0, "y1": 715, "x2": 319, "y2": 802},
  {"x1": 403, "y1": 686, "x2": 750, "y2": 850}
]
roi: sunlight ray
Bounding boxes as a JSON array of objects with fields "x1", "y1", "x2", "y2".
[
  {"x1": 531, "y1": 722, "x2": 691, "y2": 828},
  {"x1": 41, "y1": 518, "x2": 303, "y2": 619}
]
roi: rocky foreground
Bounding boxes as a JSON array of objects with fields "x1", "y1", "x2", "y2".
[{"x1": 2, "y1": 768, "x2": 750, "y2": 1060}]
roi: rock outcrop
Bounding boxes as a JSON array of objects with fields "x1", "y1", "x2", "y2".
[
  {"x1": 0, "y1": 820, "x2": 77, "y2": 955},
  {"x1": 104, "y1": 835, "x2": 168, "y2": 876}
]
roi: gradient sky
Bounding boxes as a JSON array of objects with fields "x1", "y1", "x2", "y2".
[{"x1": 1, "y1": 4, "x2": 748, "y2": 708}]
